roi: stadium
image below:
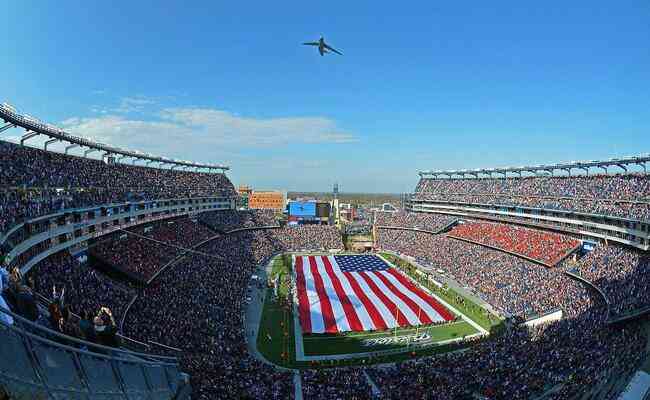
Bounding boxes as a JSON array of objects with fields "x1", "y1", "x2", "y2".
[
  {"x1": 2, "y1": 3, "x2": 650, "y2": 400},
  {"x1": 0, "y1": 99, "x2": 648, "y2": 399}
]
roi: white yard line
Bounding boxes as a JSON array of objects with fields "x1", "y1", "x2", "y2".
[{"x1": 292, "y1": 255, "x2": 307, "y2": 361}]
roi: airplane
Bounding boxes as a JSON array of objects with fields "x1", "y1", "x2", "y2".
[{"x1": 302, "y1": 36, "x2": 343, "y2": 56}]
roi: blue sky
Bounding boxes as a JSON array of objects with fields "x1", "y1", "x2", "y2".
[{"x1": 2, "y1": 1, "x2": 649, "y2": 192}]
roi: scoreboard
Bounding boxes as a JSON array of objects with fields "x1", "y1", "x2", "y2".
[
  {"x1": 289, "y1": 201, "x2": 316, "y2": 217},
  {"x1": 288, "y1": 201, "x2": 331, "y2": 222},
  {"x1": 316, "y1": 203, "x2": 331, "y2": 218}
]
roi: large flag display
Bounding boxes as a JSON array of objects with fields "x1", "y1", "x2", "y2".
[{"x1": 294, "y1": 255, "x2": 454, "y2": 334}]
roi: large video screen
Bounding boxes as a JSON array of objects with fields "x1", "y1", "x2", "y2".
[
  {"x1": 289, "y1": 201, "x2": 316, "y2": 217},
  {"x1": 316, "y1": 203, "x2": 331, "y2": 218}
]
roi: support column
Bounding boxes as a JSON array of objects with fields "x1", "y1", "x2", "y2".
[
  {"x1": 84, "y1": 148, "x2": 98, "y2": 157},
  {"x1": 0, "y1": 123, "x2": 15, "y2": 134},
  {"x1": 44, "y1": 138, "x2": 59, "y2": 150},
  {"x1": 65, "y1": 144, "x2": 80, "y2": 154},
  {"x1": 20, "y1": 132, "x2": 39, "y2": 145}
]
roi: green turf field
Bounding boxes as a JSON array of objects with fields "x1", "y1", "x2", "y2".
[
  {"x1": 256, "y1": 254, "x2": 294, "y2": 367},
  {"x1": 303, "y1": 320, "x2": 477, "y2": 356},
  {"x1": 256, "y1": 252, "x2": 503, "y2": 369}
]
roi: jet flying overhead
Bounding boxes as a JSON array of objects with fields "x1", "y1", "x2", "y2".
[{"x1": 303, "y1": 36, "x2": 343, "y2": 56}]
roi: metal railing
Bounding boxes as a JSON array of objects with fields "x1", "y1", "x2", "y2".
[{"x1": 0, "y1": 305, "x2": 187, "y2": 399}]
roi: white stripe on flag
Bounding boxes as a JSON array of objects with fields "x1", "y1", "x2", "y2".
[
  {"x1": 378, "y1": 270, "x2": 446, "y2": 323},
  {"x1": 301, "y1": 256, "x2": 325, "y2": 333},
  {"x1": 315, "y1": 256, "x2": 351, "y2": 332},
  {"x1": 327, "y1": 256, "x2": 376, "y2": 331},
  {"x1": 349, "y1": 271, "x2": 399, "y2": 329},
  {"x1": 364, "y1": 272, "x2": 420, "y2": 325}
]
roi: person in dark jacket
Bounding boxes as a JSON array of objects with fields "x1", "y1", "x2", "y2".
[
  {"x1": 94, "y1": 307, "x2": 120, "y2": 348},
  {"x1": 15, "y1": 284, "x2": 39, "y2": 322},
  {"x1": 79, "y1": 309, "x2": 96, "y2": 343}
]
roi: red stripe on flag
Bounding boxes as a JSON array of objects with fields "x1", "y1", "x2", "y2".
[
  {"x1": 321, "y1": 256, "x2": 363, "y2": 332},
  {"x1": 308, "y1": 256, "x2": 338, "y2": 333},
  {"x1": 294, "y1": 257, "x2": 312, "y2": 333},
  {"x1": 386, "y1": 268, "x2": 454, "y2": 321},
  {"x1": 358, "y1": 271, "x2": 409, "y2": 327},
  {"x1": 342, "y1": 272, "x2": 387, "y2": 331},
  {"x1": 373, "y1": 271, "x2": 433, "y2": 325}
]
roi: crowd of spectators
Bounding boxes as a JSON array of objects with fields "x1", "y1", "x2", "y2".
[
  {"x1": 123, "y1": 226, "x2": 343, "y2": 398},
  {"x1": 376, "y1": 229, "x2": 586, "y2": 318},
  {"x1": 373, "y1": 211, "x2": 455, "y2": 232},
  {"x1": 90, "y1": 218, "x2": 215, "y2": 282},
  {"x1": 0, "y1": 140, "x2": 236, "y2": 235},
  {"x1": 128, "y1": 218, "x2": 215, "y2": 248},
  {"x1": 27, "y1": 251, "x2": 137, "y2": 322},
  {"x1": 449, "y1": 222, "x2": 580, "y2": 266},
  {"x1": 414, "y1": 174, "x2": 650, "y2": 221},
  {"x1": 1, "y1": 252, "x2": 125, "y2": 349},
  {"x1": 368, "y1": 298, "x2": 645, "y2": 399},
  {"x1": 566, "y1": 245, "x2": 650, "y2": 317},
  {"x1": 198, "y1": 209, "x2": 278, "y2": 232},
  {"x1": 301, "y1": 368, "x2": 374, "y2": 400},
  {"x1": 3, "y1": 139, "x2": 649, "y2": 398},
  {"x1": 90, "y1": 233, "x2": 181, "y2": 282}
]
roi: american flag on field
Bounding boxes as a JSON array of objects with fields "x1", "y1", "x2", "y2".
[{"x1": 294, "y1": 255, "x2": 454, "y2": 334}]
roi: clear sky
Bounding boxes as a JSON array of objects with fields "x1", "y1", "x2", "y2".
[{"x1": 2, "y1": 1, "x2": 649, "y2": 193}]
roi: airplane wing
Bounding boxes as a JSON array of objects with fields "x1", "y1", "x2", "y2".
[
  {"x1": 302, "y1": 42, "x2": 319, "y2": 46},
  {"x1": 324, "y1": 44, "x2": 343, "y2": 55}
]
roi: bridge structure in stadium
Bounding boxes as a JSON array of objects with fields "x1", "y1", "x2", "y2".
[
  {"x1": 419, "y1": 156, "x2": 650, "y2": 178},
  {"x1": 0, "y1": 102, "x2": 229, "y2": 172}
]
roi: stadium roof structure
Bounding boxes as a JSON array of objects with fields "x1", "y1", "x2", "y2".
[
  {"x1": 0, "y1": 102, "x2": 229, "y2": 172},
  {"x1": 419, "y1": 155, "x2": 650, "y2": 178}
]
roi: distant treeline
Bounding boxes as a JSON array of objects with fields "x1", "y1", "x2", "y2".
[{"x1": 288, "y1": 192, "x2": 403, "y2": 206}]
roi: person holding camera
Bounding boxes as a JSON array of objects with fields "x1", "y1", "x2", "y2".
[{"x1": 94, "y1": 306, "x2": 120, "y2": 348}]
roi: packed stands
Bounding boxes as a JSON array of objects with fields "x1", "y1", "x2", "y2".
[
  {"x1": 123, "y1": 226, "x2": 342, "y2": 398},
  {"x1": 27, "y1": 251, "x2": 136, "y2": 324},
  {"x1": 368, "y1": 299, "x2": 645, "y2": 399},
  {"x1": 90, "y1": 234, "x2": 181, "y2": 282},
  {"x1": 301, "y1": 368, "x2": 373, "y2": 400},
  {"x1": 376, "y1": 229, "x2": 586, "y2": 318},
  {"x1": 0, "y1": 140, "x2": 235, "y2": 235},
  {"x1": 413, "y1": 174, "x2": 650, "y2": 221},
  {"x1": 3, "y1": 136, "x2": 649, "y2": 399},
  {"x1": 373, "y1": 211, "x2": 455, "y2": 232},
  {"x1": 198, "y1": 209, "x2": 278, "y2": 232},
  {"x1": 567, "y1": 245, "x2": 650, "y2": 318},
  {"x1": 449, "y1": 222, "x2": 580, "y2": 266},
  {"x1": 89, "y1": 218, "x2": 214, "y2": 282}
]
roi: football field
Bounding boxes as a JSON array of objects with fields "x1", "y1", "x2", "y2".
[{"x1": 256, "y1": 252, "x2": 502, "y2": 369}]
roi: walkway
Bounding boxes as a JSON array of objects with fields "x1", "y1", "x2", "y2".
[
  {"x1": 363, "y1": 370, "x2": 382, "y2": 398},
  {"x1": 293, "y1": 372, "x2": 303, "y2": 400},
  {"x1": 243, "y1": 260, "x2": 275, "y2": 367}
]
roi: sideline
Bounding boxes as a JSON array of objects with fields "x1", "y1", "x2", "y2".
[{"x1": 243, "y1": 256, "x2": 294, "y2": 370}]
